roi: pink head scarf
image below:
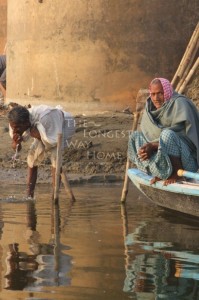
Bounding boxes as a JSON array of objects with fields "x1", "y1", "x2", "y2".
[{"x1": 149, "y1": 77, "x2": 173, "y2": 101}]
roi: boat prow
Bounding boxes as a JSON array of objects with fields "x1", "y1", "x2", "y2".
[{"x1": 128, "y1": 168, "x2": 199, "y2": 217}]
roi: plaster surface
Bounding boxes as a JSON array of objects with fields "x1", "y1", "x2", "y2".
[{"x1": 6, "y1": 0, "x2": 199, "y2": 113}]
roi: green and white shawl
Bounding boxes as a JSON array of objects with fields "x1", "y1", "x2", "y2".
[{"x1": 140, "y1": 92, "x2": 199, "y2": 165}]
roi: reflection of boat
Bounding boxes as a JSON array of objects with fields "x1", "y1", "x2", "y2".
[
  {"x1": 126, "y1": 234, "x2": 199, "y2": 276},
  {"x1": 128, "y1": 168, "x2": 199, "y2": 217},
  {"x1": 124, "y1": 238, "x2": 199, "y2": 297},
  {"x1": 122, "y1": 207, "x2": 199, "y2": 298}
]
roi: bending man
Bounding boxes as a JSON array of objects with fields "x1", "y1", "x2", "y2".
[{"x1": 8, "y1": 104, "x2": 75, "y2": 197}]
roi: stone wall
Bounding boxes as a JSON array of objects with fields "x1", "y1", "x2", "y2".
[{"x1": 7, "y1": 0, "x2": 199, "y2": 112}]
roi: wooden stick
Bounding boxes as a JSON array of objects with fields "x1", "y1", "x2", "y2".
[
  {"x1": 54, "y1": 133, "x2": 62, "y2": 203},
  {"x1": 120, "y1": 203, "x2": 131, "y2": 276},
  {"x1": 171, "y1": 22, "x2": 199, "y2": 87},
  {"x1": 50, "y1": 199, "x2": 60, "y2": 282},
  {"x1": 177, "y1": 31, "x2": 199, "y2": 79},
  {"x1": 178, "y1": 57, "x2": 199, "y2": 93},
  {"x1": 120, "y1": 158, "x2": 131, "y2": 202},
  {"x1": 121, "y1": 111, "x2": 141, "y2": 202},
  {"x1": 61, "y1": 171, "x2": 76, "y2": 202},
  {"x1": 178, "y1": 169, "x2": 199, "y2": 181},
  {"x1": 53, "y1": 203, "x2": 60, "y2": 274},
  {"x1": 171, "y1": 22, "x2": 199, "y2": 86},
  {"x1": 121, "y1": 89, "x2": 149, "y2": 202},
  {"x1": 176, "y1": 40, "x2": 199, "y2": 92}
]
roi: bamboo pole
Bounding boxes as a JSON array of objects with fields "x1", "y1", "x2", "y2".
[
  {"x1": 50, "y1": 199, "x2": 60, "y2": 284},
  {"x1": 53, "y1": 203, "x2": 60, "y2": 275},
  {"x1": 121, "y1": 203, "x2": 131, "y2": 281},
  {"x1": 171, "y1": 22, "x2": 199, "y2": 87},
  {"x1": 177, "y1": 30, "x2": 199, "y2": 79},
  {"x1": 61, "y1": 171, "x2": 76, "y2": 202},
  {"x1": 178, "y1": 57, "x2": 199, "y2": 93},
  {"x1": 121, "y1": 112, "x2": 140, "y2": 202},
  {"x1": 121, "y1": 89, "x2": 149, "y2": 202},
  {"x1": 54, "y1": 133, "x2": 62, "y2": 203},
  {"x1": 176, "y1": 40, "x2": 199, "y2": 91},
  {"x1": 54, "y1": 133, "x2": 76, "y2": 203}
]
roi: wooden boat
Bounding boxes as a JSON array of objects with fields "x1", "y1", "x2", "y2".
[{"x1": 127, "y1": 168, "x2": 199, "y2": 217}]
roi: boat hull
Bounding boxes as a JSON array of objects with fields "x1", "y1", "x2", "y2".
[{"x1": 128, "y1": 168, "x2": 199, "y2": 217}]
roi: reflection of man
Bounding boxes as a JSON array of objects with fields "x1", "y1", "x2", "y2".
[
  {"x1": 4, "y1": 243, "x2": 38, "y2": 290},
  {"x1": 0, "y1": 55, "x2": 6, "y2": 100}
]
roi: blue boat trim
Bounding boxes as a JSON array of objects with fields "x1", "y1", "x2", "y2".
[{"x1": 128, "y1": 168, "x2": 199, "y2": 197}]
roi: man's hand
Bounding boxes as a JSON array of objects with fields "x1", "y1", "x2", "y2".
[
  {"x1": 138, "y1": 142, "x2": 158, "y2": 161},
  {"x1": 12, "y1": 141, "x2": 22, "y2": 151},
  {"x1": 30, "y1": 126, "x2": 41, "y2": 140},
  {"x1": 12, "y1": 133, "x2": 23, "y2": 151}
]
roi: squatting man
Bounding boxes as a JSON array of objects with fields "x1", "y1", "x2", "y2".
[{"x1": 128, "y1": 77, "x2": 199, "y2": 185}]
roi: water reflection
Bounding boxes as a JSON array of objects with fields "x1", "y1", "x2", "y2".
[
  {"x1": 0, "y1": 190, "x2": 72, "y2": 294},
  {"x1": 0, "y1": 184, "x2": 199, "y2": 299},
  {"x1": 4, "y1": 242, "x2": 38, "y2": 290},
  {"x1": 122, "y1": 202, "x2": 199, "y2": 299},
  {"x1": 3, "y1": 201, "x2": 38, "y2": 290}
]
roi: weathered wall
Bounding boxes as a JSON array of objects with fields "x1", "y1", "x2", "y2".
[
  {"x1": 0, "y1": 0, "x2": 7, "y2": 53},
  {"x1": 7, "y1": 0, "x2": 199, "y2": 112}
]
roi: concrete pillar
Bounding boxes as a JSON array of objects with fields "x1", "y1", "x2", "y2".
[
  {"x1": 7, "y1": 0, "x2": 199, "y2": 112},
  {"x1": 0, "y1": 0, "x2": 7, "y2": 53}
]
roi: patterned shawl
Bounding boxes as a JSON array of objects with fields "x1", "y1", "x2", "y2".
[{"x1": 140, "y1": 92, "x2": 199, "y2": 164}]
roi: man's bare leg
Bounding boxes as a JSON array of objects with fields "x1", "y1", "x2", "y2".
[
  {"x1": 150, "y1": 156, "x2": 183, "y2": 186},
  {"x1": 163, "y1": 156, "x2": 182, "y2": 186}
]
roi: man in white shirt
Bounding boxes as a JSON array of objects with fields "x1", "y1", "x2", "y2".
[{"x1": 8, "y1": 105, "x2": 75, "y2": 198}]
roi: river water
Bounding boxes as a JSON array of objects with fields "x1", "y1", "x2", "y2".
[{"x1": 0, "y1": 183, "x2": 199, "y2": 300}]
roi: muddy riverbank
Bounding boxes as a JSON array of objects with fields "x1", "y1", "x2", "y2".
[
  {"x1": 1, "y1": 68, "x2": 198, "y2": 186},
  {"x1": 0, "y1": 107, "x2": 133, "y2": 185}
]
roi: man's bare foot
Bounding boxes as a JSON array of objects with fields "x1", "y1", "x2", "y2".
[
  {"x1": 163, "y1": 173, "x2": 180, "y2": 186},
  {"x1": 150, "y1": 176, "x2": 161, "y2": 185}
]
